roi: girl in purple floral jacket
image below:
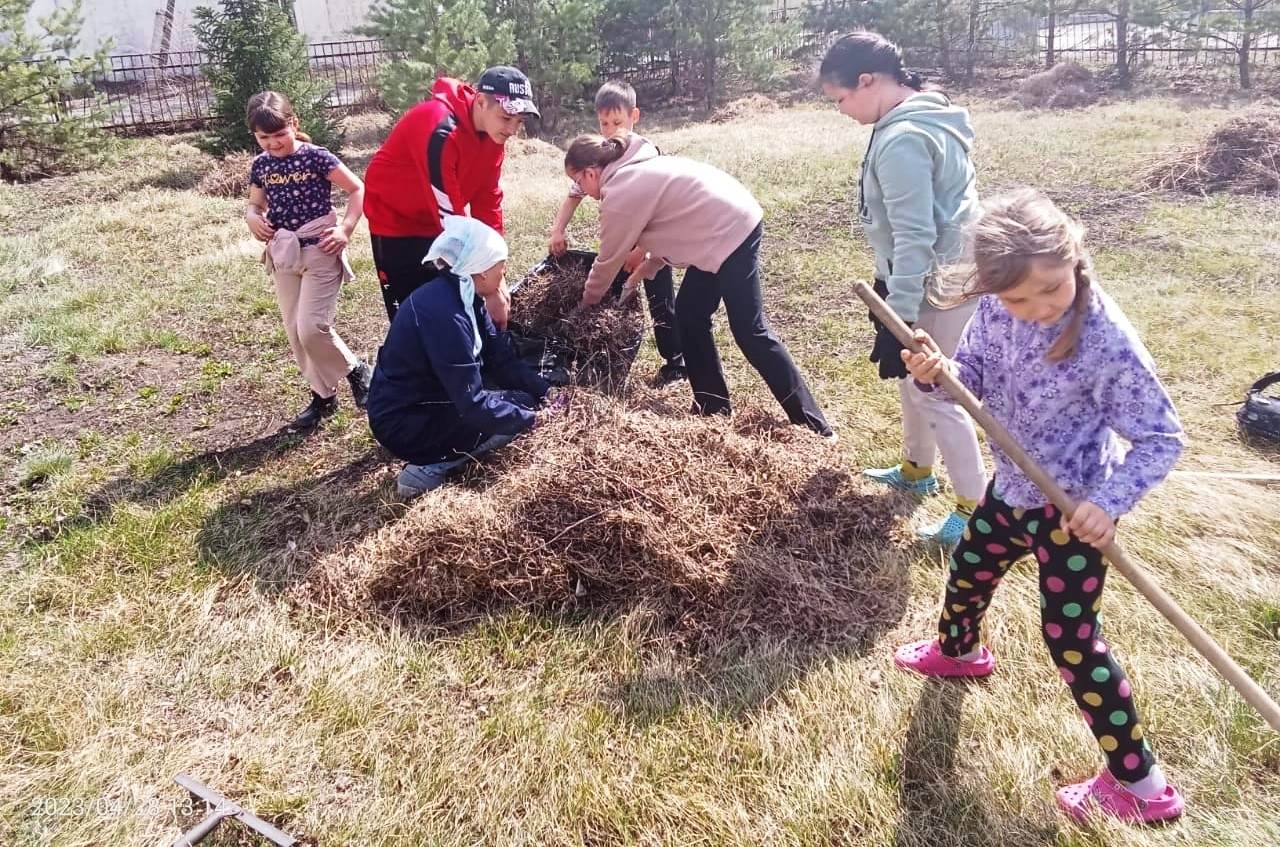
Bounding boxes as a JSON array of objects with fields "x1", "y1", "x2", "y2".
[{"x1": 892, "y1": 189, "x2": 1186, "y2": 825}]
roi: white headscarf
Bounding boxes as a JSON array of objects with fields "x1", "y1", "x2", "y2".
[{"x1": 423, "y1": 217, "x2": 509, "y2": 356}]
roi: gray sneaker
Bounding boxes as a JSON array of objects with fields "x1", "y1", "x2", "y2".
[
  {"x1": 472, "y1": 432, "x2": 517, "y2": 457},
  {"x1": 396, "y1": 458, "x2": 467, "y2": 499}
]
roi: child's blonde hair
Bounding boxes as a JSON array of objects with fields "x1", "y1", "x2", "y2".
[
  {"x1": 967, "y1": 188, "x2": 1093, "y2": 362},
  {"x1": 246, "y1": 91, "x2": 312, "y2": 143}
]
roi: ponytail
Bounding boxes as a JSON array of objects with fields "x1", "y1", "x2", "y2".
[
  {"x1": 1046, "y1": 260, "x2": 1093, "y2": 362},
  {"x1": 820, "y1": 31, "x2": 924, "y2": 91},
  {"x1": 565, "y1": 133, "x2": 627, "y2": 171}
]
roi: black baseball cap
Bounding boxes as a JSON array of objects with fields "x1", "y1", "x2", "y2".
[{"x1": 477, "y1": 66, "x2": 540, "y2": 118}]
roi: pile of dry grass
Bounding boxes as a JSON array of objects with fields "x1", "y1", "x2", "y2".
[
  {"x1": 306, "y1": 389, "x2": 903, "y2": 648},
  {"x1": 503, "y1": 135, "x2": 564, "y2": 159},
  {"x1": 1014, "y1": 62, "x2": 1097, "y2": 110},
  {"x1": 196, "y1": 150, "x2": 256, "y2": 198},
  {"x1": 511, "y1": 256, "x2": 644, "y2": 376},
  {"x1": 712, "y1": 93, "x2": 779, "y2": 124},
  {"x1": 1144, "y1": 108, "x2": 1280, "y2": 195}
]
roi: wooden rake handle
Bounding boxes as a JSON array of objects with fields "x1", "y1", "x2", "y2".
[{"x1": 852, "y1": 280, "x2": 1280, "y2": 734}]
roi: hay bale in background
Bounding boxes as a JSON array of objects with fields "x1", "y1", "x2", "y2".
[
  {"x1": 196, "y1": 151, "x2": 256, "y2": 198},
  {"x1": 306, "y1": 389, "x2": 902, "y2": 648},
  {"x1": 712, "y1": 94, "x2": 779, "y2": 123},
  {"x1": 503, "y1": 136, "x2": 564, "y2": 159},
  {"x1": 1014, "y1": 62, "x2": 1098, "y2": 110},
  {"x1": 1045, "y1": 83, "x2": 1095, "y2": 110},
  {"x1": 1144, "y1": 108, "x2": 1280, "y2": 195}
]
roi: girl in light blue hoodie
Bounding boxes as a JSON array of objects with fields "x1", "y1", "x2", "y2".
[{"x1": 820, "y1": 32, "x2": 987, "y2": 546}]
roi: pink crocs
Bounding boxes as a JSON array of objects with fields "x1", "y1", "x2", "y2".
[
  {"x1": 1056, "y1": 768, "x2": 1185, "y2": 824},
  {"x1": 892, "y1": 638, "x2": 995, "y2": 679}
]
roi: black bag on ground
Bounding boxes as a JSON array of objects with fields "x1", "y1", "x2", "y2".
[
  {"x1": 1238, "y1": 372, "x2": 1280, "y2": 444},
  {"x1": 508, "y1": 250, "x2": 641, "y2": 393}
]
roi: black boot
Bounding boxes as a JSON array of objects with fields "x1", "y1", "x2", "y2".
[
  {"x1": 289, "y1": 392, "x2": 337, "y2": 431},
  {"x1": 652, "y1": 358, "x2": 688, "y2": 388},
  {"x1": 346, "y1": 361, "x2": 373, "y2": 410}
]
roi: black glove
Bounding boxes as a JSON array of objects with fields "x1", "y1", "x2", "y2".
[
  {"x1": 869, "y1": 321, "x2": 911, "y2": 380},
  {"x1": 868, "y1": 277, "x2": 890, "y2": 332}
]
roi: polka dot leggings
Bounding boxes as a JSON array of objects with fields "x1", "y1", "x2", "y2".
[{"x1": 938, "y1": 482, "x2": 1155, "y2": 781}]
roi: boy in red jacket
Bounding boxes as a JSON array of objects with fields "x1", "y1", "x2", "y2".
[{"x1": 364, "y1": 66, "x2": 539, "y2": 321}]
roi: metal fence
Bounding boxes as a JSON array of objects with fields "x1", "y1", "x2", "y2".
[
  {"x1": 98, "y1": 49, "x2": 212, "y2": 130},
  {"x1": 762, "y1": 2, "x2": 1280, "y2": 74},
  {"x1": 80, "y1": 37, "x2": 704, "y2": 132},
  {"x1": 306, "y1": 39, "x2": 387, "y2": 107},
  {"x1": 1044, "y1": 16, "x2": 1280, "y2": 70},
  {"x1": 598, "y1": 46, "x2": 678, "y2": 99},
  {"x1": 20, "y1": 14, "x2": 1280, "y2": 135},
  {"x1": 771, "y1": 27, "x2": 842, "y2": 59},
  {"x1": 59, "y1": 39, "x2": 393, "y2": 132}
]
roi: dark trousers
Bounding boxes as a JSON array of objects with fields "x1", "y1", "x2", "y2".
[
  {"x1": 370, "y1": 234, "x2": 440, "y2": 320},
  {"x1": 642, "y1": 265, "x2": 683, "y2": 365},
  {"x1": 675, "y1": 223, "x2": 830, "y2": 435},
  {"x1": 373, "y1": 390, "x2": 537, "y2": 465},
  {"x1": 604, "y1": 264, "x2": 682, "y2": 366},
  {"x1": 940, "y1": 482, "x2": 1155, "y2": 782}
]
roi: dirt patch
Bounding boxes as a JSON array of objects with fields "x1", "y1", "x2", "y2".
[{"x1": 0, "y1": 344, "x2": 285, "y2": 474}]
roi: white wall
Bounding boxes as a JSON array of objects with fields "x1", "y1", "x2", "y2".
[
  {"x1": 295, "y1": 0, "x2": 375, "y2": 42},
  {"x1": 28, "y1": 0, "x2": 376, "y2": 56}
]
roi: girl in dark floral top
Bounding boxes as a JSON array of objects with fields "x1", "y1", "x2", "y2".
[
  {"x1": 245, "y1": 91, "x2": 372, "y2": 431},
  {"x1": 893, "y1": 189, "x2": 1186, "y2": 825}
]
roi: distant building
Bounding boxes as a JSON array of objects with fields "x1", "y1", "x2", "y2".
[{"x1": 27, "y1": 0, "x2": 376, "y2": 56}]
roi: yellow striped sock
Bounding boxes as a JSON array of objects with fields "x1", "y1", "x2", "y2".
[
  {"x1": 900, "y1": 459, "x2": 933, "y2": 481},
  {"x1": 955, "y1": 496, "x2": 978, "y2": 517}
]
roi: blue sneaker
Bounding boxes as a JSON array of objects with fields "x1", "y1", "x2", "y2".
[
  {"x1": 917, "y1": 511, "x2": 969, "y2": 547},
  {"x1": 397, "y1": 457, "x2": 468, "y2": 499},
  {"x1": 863, "y1": 464, "x2": 940, "y2": 496}
]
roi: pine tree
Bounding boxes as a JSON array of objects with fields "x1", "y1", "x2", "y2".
[
  {"x1": 0, "y1": 0, "x2": 112, "y2": 181},
  {"x1": 359, "y1": 0, "x2": 516, "y2": 114},
  {"x1": 1161, "y1": 0, "x2": 1280, "y2": 89},
  {"x1": 193, "y1": 0, "x2": 340, "y2": 153},
  {"x1": 675, "y1": 0, "x2": 787, "y2": 111},
  {"x1": 501, "y1": 0, "x2": 602, "y2": 132}
]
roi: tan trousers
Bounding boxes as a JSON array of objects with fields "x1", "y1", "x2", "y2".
[{"x1": 273, "y1": 244, "x2": 359, "y2": 397}]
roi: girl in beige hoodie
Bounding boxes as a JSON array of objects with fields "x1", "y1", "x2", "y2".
[{"x1": 566, "y1": 134, "x2": 832, "y2": 437}]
